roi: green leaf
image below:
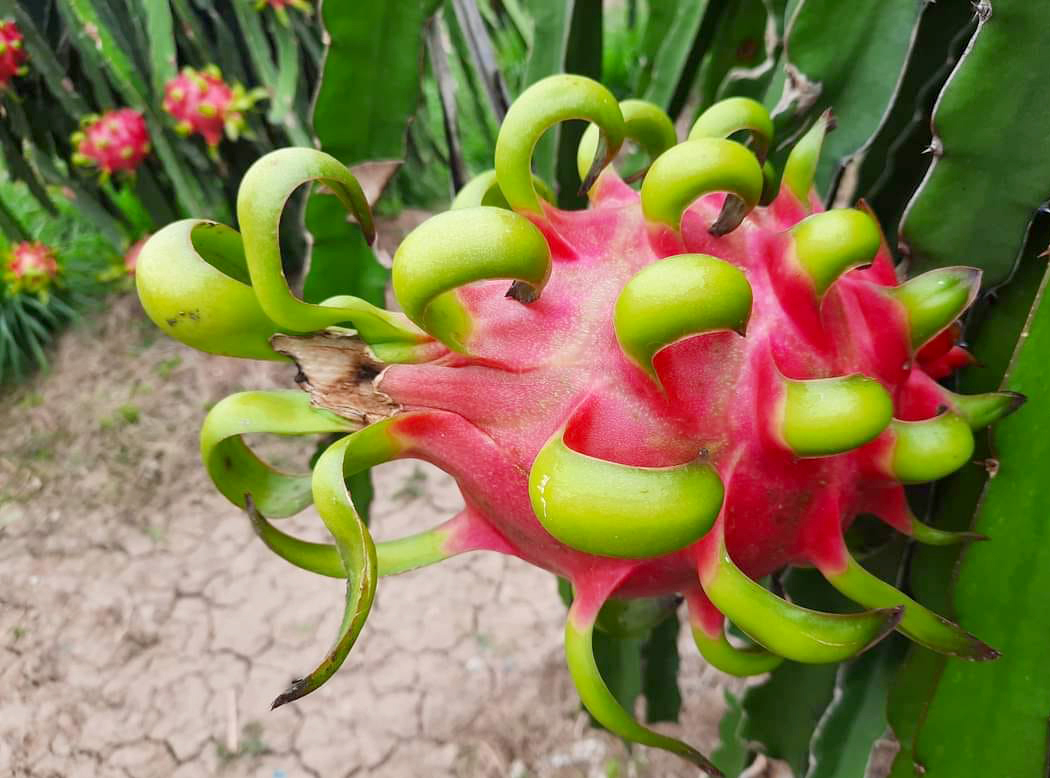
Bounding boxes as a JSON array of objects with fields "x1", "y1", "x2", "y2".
[
  {"x1": 738, "y1": 568, "x2": 848, "y2": 775},
  {"x1": 742, "y1": 659, "x2": 838, "y2": 775},
  {"x1": 887, "y1": 215, "x2": 1050, "y2": 777},
  {"x1": 520, "y1": 0, "x2": 575, "y2": 183},
  {"x1": 304, "y1": 2, "x2": 438, "y2": 302},
  {"x1": 592, "y1": 629, "x2": 644, "y2": 718},
  {"x1": 805, "y1": 637, "x2": 906, "y2": 778},
  {"x1": 908, "y1": 256, "x2": 1050, "y2": 775},
  {"x1": 856, "y1": 3, "x2": 974, "y2": 237},
  {"x1": 638, "y1": 0, "x2": 716, "y2": 112},
  {"x1": 0, "y1": 1, "x2": 89, "y2": 116},
  {"x1": 694, "y1": 0, "x2": 769, "y2": 110},
  {"x1": 144, "y1": 0, "x2": 178, "y2": 98},
  {"x1": 267, "y1": 14, "x2": 312, "y2": 146},
  {"x1": 555, "y1": 0, "x2": 602, "y2": 210},
  {"x1": 901, "y1": 2, "x2": 1050, "y2": 287},
  {"x1": 769, "y1": 0, "x2": 923, "y2": 197},
  {"x1": 60, "y1": 0, "x2": 149, "y2": 103},
  {"x1": 712, "y1": 690, "x2": 750, "y2": 777},
  {"x1": 641, "y1": 611, "x2": 682, "y2": 724}
]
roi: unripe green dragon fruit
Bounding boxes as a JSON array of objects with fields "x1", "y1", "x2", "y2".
[{"x1": 134, "y1": 76, "x2": 1018, "y2": 775}]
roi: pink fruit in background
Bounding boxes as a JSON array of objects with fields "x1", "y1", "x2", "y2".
[
  {"x1": 133, "y1": 77, "x2": 1020, "y2": 774},
  {"x1": 123, "y1": 236, "x2": 147, "y2": 275},
  {"x1": 3, "y1": 241, "x2": 59, "y2": 295},
  {"x1": 162, "y1": 66, "x2": 265, "y2": 149},
  {"x1": 0, "y1": 19, "x2": 27, "y2": 89},
  {"x1": 71, "y1": 108, "x2": 151, "y2": 178},
  {"x1": 255, "y1": 0, "x2": 312, "y2": 23}
]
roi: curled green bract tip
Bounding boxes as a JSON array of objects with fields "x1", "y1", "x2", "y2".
[
  {"x1": 529, "y1": 431, "x2": 724, "y2": 558},
  {"x1": 819, "y1": 550, "x2": 998, "y2": 660},
  {"x1": 614, "y1": 253, "x2": 752, "y2": 382},
  {"x1": 782, "y1": 110, "x2": 832, "y2": 206},
  {"x1": 889, "y1": 267, "x2": 981, "y2": 349},
  {"x1": 699, "y1": 534, "x2": 902, "y2": 663},
  {"x1": 779, "y1": 374, "x2": 893, "y2": 457},
  {"x1": 791, "y1": 208, "x2": 881, "y2": 295},
  {"x1": 688, "y1": 97, "x2": 774, "y2": 162},
  {"x1": 565, "y1": 603, "x2": 722, "y2": 775},
  {"x1": 391, "y1": 207, "x2": 552, "y2": 353},
  {"x1": 236, "y1": 147, "x2": 427, "y2": 348},
  {"x1": 888, "y1": 412, "x2": 975, "y2": 484},
  {"x1": 450, "y1": 170, "x2": 555, "y2": 211},
  {"x1": 135, "y1": 220, "x2": 283, "y2": 360},
  {"x1": 946, "y1": 390, "x2": 1026, "y2": 430},
  {"x1": 200, "y1": 390, "x2": 355, "y2": 516},
  {"x1": 576, "y1": 99, "x2": 677, "y2": 184},
  {"x1": 272, "y1": 423, "x2": 394, "y2": 707},
  {"x1": 640, "y1": 138, "x2": 763, "y2": 234},
  {"x1": 495, "y1": 74, "x2": 626, "y2": 215}
]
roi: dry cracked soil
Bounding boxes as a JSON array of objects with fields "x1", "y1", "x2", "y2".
[{"x1": 0, "y1": 291, "x2": 802, "y2": 778}]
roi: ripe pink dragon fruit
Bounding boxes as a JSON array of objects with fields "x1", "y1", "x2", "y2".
[
  {"x1": 0, "y1": 19, "x2": 27, "y2": 90},
  {"x1": 3, "y1": 241, "x2": 59, "y2": 295},
  {"x1": 134, "y1": 77, "x2": 1019, "y2": 774},
  {"x1": 71, "y1": 108, "x2": 151, "y2": 178},
  {"x1": 162, "y1": 66, "x2": 265, "y2": 150}
]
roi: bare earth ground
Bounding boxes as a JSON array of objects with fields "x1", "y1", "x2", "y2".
[{"x1": 0, "y1": 292, "x2": 804, "y2": 778}]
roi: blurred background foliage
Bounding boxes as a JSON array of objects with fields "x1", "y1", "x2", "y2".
[{"x1": 3, "y1": 2, "x2": 1049, "y2": 776}]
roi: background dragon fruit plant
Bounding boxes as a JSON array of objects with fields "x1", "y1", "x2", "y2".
[
  {"x1": 3, "y1": 0, "x2": 1050, "y2": 775},
  {"x1": 127, "y1": 0, "x2": 1050, "y2": 775}
]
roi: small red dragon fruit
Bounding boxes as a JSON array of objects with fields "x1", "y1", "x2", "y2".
[
  {"x1": 134, "y1": 77, "x2": 1020, "y2": 775},
  {"x1": 3, "y1": 241, "x2": 59, "y2": 296},
  {"x1": 162, "y1": 66, "x2": 265, "y2": 151},
  {"x1": 255, "y1": 0, "x2": 312, "y2": 25},
  {"x1": 0, "y1": 19, "x2": 27, "y2": 90},
  {"x1": 71, "y1": 108, "x2": 151, "y2": 179}
]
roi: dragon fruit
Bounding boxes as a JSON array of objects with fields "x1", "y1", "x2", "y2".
[
  {"x1": 3, "y1": 241, "x2": 59, "y2": 296},
  {"x1": 134, "y1": 76, "x2": 1018, "y2": 774},
  {"x1": 162, "y1": 66, "x2": 265, "y2": 151},
  {"x1": 255, "y1": 0, "x2": 312, "y2": 25},
  {"x1": 71, "y1": 108, "x2": 151, "y2": 179},
  {"x1": 0, "y1": 19, "x2": 27, "y2": 90}
]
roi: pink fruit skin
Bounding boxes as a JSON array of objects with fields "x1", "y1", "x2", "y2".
[
  {"x1": 77, "y1": 109, "x2": 151, "y2": 174},
  {"x1": 124, "y1": 236, "x2": 148, "y2": 274},
  {"x1": 5, "y1": 241, "x2": 58, "y2": 293},
  {"x1": 0, "y1": 20, "x2": 27, "y2": 89},
  {"x1": 163, "y1": 70, "x2": 236, "y2": 148},
  {"x1": 372, "y1": 172, "x2": 961, "y2": 603}
]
